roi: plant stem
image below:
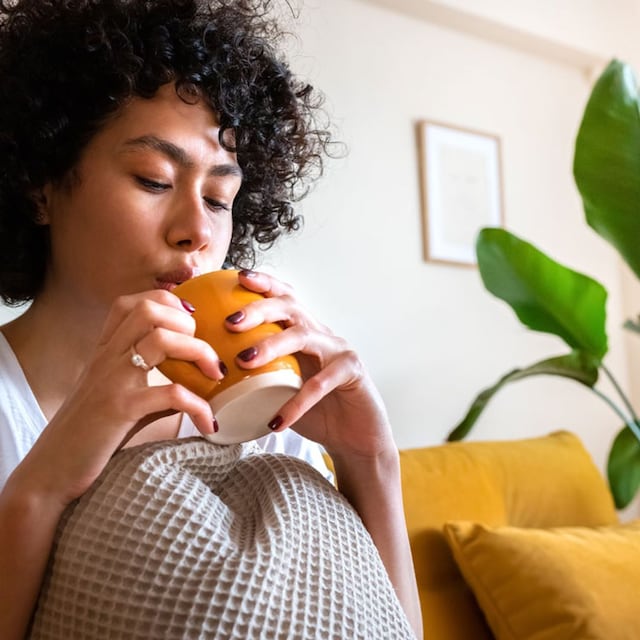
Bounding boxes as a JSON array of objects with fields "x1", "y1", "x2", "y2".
[
  {"x1": 601, "y1": 363, "x2": 640, "y2": 424},
  {"x1": 590, "y1": 385, "x2": 640, "y2": 443}
]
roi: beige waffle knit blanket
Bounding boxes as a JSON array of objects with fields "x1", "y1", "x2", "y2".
[{"x1": 29, "y1": 438, "x2": 415, "y2": 639}]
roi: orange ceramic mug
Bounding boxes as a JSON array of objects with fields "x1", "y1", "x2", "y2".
[{"x1": 158, "y1": 270, "x2": 302, "y2": 444}]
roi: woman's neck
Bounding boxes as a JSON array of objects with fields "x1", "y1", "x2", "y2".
[{"x1": 2, "y1": 292, "x2": 106, "y2": 420}]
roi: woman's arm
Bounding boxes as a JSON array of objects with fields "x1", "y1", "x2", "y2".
[
  {"x1": 0, "y1": 469, "x2": 67, "y2": 639},
  {"x1": 330, "y1": 448, "x2": 422, "y2": 639},
  {"x1": 0, "y1": 290, "x2": 222, "y2": 640}
]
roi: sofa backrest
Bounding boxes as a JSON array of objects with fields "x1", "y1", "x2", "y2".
[{"x1": 399, "y1": 430, "x2": 618, "y2": 640}]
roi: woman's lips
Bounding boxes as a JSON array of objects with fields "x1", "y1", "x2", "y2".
[{"x1": 154, "y1": 267, "x2": 200, "y2": 291}]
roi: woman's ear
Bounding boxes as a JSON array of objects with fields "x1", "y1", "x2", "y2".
[{"x1": 32, "y1": 185, "x2": 51, "y2": 225}]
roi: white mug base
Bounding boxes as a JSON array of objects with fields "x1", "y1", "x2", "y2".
[{"x1": 203, "y1": 369, "x2": 302, "y2": 445}]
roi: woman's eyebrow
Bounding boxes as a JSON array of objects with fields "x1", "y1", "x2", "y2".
[{"x1": 121, "y1": 134, "x2": 243, "y2": 178}]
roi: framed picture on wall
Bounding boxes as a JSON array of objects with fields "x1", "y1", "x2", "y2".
[{"x1": 417, "y1": 120, "x2": 504, "y2": 267}]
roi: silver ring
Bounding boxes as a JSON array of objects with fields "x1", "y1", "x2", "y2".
[{"x1": 130, "y1": 348, "x2": 151, "y2": 372}]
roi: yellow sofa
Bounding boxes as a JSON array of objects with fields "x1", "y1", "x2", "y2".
[{"x1": 396, "y1": 430, "x2": 637, "y2": 640}]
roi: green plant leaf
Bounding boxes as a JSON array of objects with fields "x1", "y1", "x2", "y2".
[
  {"x1": 476, "y1": 228, "x2": 608, "y2": 359},
  {"x1": 607, "y1": 425, "x2": 640, "y2": 509},
  {"x1": 447, "y1": 351, "x2": 600, "y2": 441},
  {"x1": 574, "y1": 59, "x2": 640, "y2": 280}
]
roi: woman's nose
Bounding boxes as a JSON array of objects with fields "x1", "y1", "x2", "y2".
[{"x1": 166, "y1": 193, "x2": 212, "y2": 251}]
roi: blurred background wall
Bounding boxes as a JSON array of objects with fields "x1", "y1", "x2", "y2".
[{"x1": 263, "y1": 0, "x2": 640, "y2": 514}]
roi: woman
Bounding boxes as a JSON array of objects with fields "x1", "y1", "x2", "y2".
[{"x1": 0, "y1": 1, "x2": 422, "y2": 638}]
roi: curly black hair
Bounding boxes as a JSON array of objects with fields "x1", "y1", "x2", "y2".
[{"x1": 0, "y1": 0, "x2": 333, "y2": 304}]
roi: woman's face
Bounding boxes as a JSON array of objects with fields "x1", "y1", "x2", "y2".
[{"x1": 41, "y1": 83, "x2": 242, "y2": 310}]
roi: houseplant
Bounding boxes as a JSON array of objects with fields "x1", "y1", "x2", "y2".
[{"x1": 448, "y1": 59, "x2": 640, "y2": 509}]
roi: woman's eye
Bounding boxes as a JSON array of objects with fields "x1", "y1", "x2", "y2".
[
  {"x1": 204, "y1": 197, "x2": 230, "y2": 213},
  {"x1": 136, "y1": 176, "x2": 170, "y2": 192}
]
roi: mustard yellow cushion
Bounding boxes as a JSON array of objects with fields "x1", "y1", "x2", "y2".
[
  {"x1": 444, "y1": 520, "x2": 640, "y2": 640},
  {"x1": 399, "y1": 431, "x2": 617, "y2": 640}
]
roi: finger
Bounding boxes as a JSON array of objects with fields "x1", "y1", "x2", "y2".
[
  {"x1": 127, "y1": 383, "x2": 215, "y2": 437},
  {"x1": 102, "y1": 296, "x2": 197, "y2": 357},
  {"x1": 234, "y1": 324, "x2": 345, "y2": 370},
  {"x1": 134, "y1": 328, "x2": 225, "y2": 380},
  {"x1": 224, "y1": 294, "x2": 326, "y2": 333},
  {"x1": 99, "y1": 290, "x2": 196, "y2": 346},
  {"x1": 237, "y1": 269, "x2": 295, "y2": 298},
  {"x1": 266, "y1": 354, "x2": 357, "y2": 430}
]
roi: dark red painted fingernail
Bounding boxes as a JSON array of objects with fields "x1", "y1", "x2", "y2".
[
  {"x1": 240, "y1": 269, "x2": 258, "y2": 278},
  {"x1": 180, "y1": 298, "x2": 196, "y2": 313},
  {"x1": 268, "y1": 415, "x2": 283, "y2": 431},
  {"x1": 226, "y1": 310, "x2": 244, "y2": 324},
  {"x1": 213, "y1": 417, "x2": 219, "y2": 433},
  {"x1": 219, "y1": 360, "x2": 228, "y2": 376},
  {"x1": 237, "y1": 346, "x2": 258, "y2": 362}
]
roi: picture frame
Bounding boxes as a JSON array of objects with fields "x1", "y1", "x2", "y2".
[{"x1": 417, "y1": 120, "x2": 504, "y2": 267}]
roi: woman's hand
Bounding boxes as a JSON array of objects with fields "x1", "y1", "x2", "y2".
[
  {"x1": 224, "y1": 270, "x2": 395, "y2": 461},
  {"x1": 14, "y1": 289, "x2": 223, "y2": 506}
]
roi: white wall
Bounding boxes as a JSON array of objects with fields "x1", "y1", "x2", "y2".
[
  {"x1": 425, "y1": 0, "x2": 640, "y2": 69},
  {"x1": 261, "y1": 0, "x2": 640, "y2": 517}
]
